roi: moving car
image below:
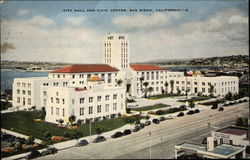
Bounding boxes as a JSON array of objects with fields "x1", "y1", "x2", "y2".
[
  {"x1": 77, "y1": 139, "x2": 89, "y2": 146},
  {"x1": 111, "y1": 132, "x2": 123, "y2": 138},
  {"x1": 123, "y1": 129, "x2": 132, "y2": 136},
  {"x1": 152, "y1": 119, "x2": 160, "y2": 124},
  {"x1": 93, "y1": 136, "x2": 106, "y2": 143},
  {"x1": 159, "y1": 117, "x2": 166, "y2": 121}
]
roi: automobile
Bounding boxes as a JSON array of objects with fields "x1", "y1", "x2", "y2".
[
  {"x1": 166, "y1": 116, "x2": 173, "y2": 120},
  {"x1": 177, "y1": 112, "x2": 184, "y2": 117},
  {"x1": 139, "y1": 123, "x2": 145, "y2": 129},
  {"x1": 132, "y1": 125, "x2": 141, "y2": 132},
  {"x1": 194, "y1": 109, "x2": 200, "y2": 113},
  {"x1": 41, "y1": 147, "x2": 58, "y2": 156},
  {"x1": 93, "y1": 136, "x2": 106, "y2": 143},
  {"x1": 218, "y1": 107, "x2": 224, "y2": 111},
  {"x1": 159, "y1": 116, "x2": 166, "y2": 121},
  {"x1": 26, "y1": 150, "x2": 41, "y2": 159},
  {"x1": 111, "y1": 132, "x2": 123, "y2": 138},
  {"x1": 145, "y1": 120, "x2": 151, "y2": 126},
  {"x1": 152, "y1": 119, "x2": 160, "y2": 124},
  {"x1": 123, "y1": 129, "x2": 132, "y2": 136},
  {"x1": 77, "y1": 139, "x2": 89, "y2": 146},
  {"x1": 187, "y1": 110, "x2": 195, "y2": 115}
]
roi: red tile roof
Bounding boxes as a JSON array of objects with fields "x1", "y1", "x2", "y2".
[
  {"x1": 51, "y1": 64, "x2": 119, "y2": 73},
  {"x1": 130, "y1": 64, "x2": 166, "y2": 71},
  {"x1": 216, "y1": 126, "x2": 248, "y2": 136}
]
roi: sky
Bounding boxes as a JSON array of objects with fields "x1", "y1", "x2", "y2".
[{"x1": 0, "y1": 0, "x2": 249, "y2": 63}]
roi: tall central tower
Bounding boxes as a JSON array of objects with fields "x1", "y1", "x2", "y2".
[{"x1": 103, "y1": 34, "x2": 130, "y2": 70}]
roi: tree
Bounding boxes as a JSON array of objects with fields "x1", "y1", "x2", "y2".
[
  {"x1": 76, "y1": 119, "x2": 82, "y2": 127},
  {"x1": 170, "y1": 80, "x2": 174, "y2": 94},
  {"x1": 139, "y1": 77, "x2": 144, "y2": 91},
  {"x1": 177, "y1": 89, "x2": 181, "y2": 95},
  {"x1": 189, "y1": 100, "x2": 195, "y2": 108},
  {"x1": 209, "y1": 84, "x2": 215, "y2": 97},
  {"x1": 225, "y1": 92, "x2": 233, "y2": 101},
  {"x1": 116, "y1": 79, "x2": 123, "y2": 86},
  {"x1": 40, "y1": 106, "x2": 46, "y2": 120},
  {"x1": 164, "y1": 81, "x2": 169, "y2": 94},
  {"x1": 69, "y1": 115, "x2": 76, "y2": 126},
  {"x1": 148, "y1": 87, "x2": 153, "y2": 96},
  {"x1": 58, "y1": 119, "x2": 64, "y2": 126},
  {"x1": 26, "y1": 135, "x2": 35, "y2": 145},
  {"x1": 143, "y1": 82, "x2": 149, "y2": 98},
  {"x1": 96, "y1": 127, "x2": 104, "y2": 135}
]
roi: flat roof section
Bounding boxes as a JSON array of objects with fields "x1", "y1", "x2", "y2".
[{"x1": 216, "y1": 126, "x2": 248, "y2": 136}]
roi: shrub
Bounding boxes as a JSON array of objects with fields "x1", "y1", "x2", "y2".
[
  {"x1": 118, "y1": 113, "x2": 121, "y2": 117},
  {"x1": 64, "y1": 131, "x2": 71, "y2": 138},
  {"x1": 110, "y1": 114, "x2": 116, "y2": 118},
  {"x1": 211, "y1": 103, "x2": 218, "y2": 109},
  {"x1": 26, "y1": 136, "x2": 35, "y2": 145}
]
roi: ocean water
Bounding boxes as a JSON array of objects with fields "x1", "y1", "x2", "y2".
[{"x1": 1, "y1": 69, "x2": 48, "y2": 91}]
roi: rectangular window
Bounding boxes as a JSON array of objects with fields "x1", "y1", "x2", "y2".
[
  {"x1": 105, "y1": 104, "x2": 109, "y2": 112},
  {"x1": 43, "y1": 91, "x2": 47, "y2": 96},
  {"x1": 62, "y1": 99, "x2": 65, "y2": 104},
  {"x1": 97, "y1": 96, "x2": 102, "y2": 102},
  {"x1": 17, "y1": 97, "x2": 20, "y2": 103},
  {"x1": 56, "y1": 98, "x2": 59, "y2": 104},
  {"x1": 17, "y1": 89, "x2": 20, "y2": 94},
  {"x1": 51, "y1": 107, "x2": 53, "y2": 115},
  {"x1": 27, "y1": 91, "x2": 31, "y2": 95},
  {"x1": 80, "y1": 108, "x2": 84, "y2": 115},
  {"x1": 194, "y1": 82, "x2": 197, "y2": 85},
  {"x1": 51, "y1": 97, "x2": 53, "y2": 103},
  {"x1": 176, "y1": 81, "x2": 179, "y2": 84},
  {"x1": 17, "y1": 82, "x2": 20, "y2": 87},
  {"x1": 22, "y1": 90, "x2": 26, "y2": 95},
  {"x1": 108, "y1": 73, "x2": 112, "y2": 83},
  {"x1": 80, "y1": 98, "x2": 84, "y2": 104},
  {"x1": 113, "y1": 103, "x2": 117, "y2": 111},
  {"x1": 187, "y1": 81, "x2": 190, "y2": 85},
  {"x1": 89, "y1": 106, "x2": 93, "y2": 114},
  {"x1": 202, "y1": 88, "x2": 205, "y2": 92},
  {"x1": 97, "y1": 105, "x2": 101, "y2": 113},
  {"x1": 28, "y1": 98, "x2": 31, "y2": 105},
  {"x1": 202, "y1": 82, "x2": 205, "y2": 86},
  {"x1": 113, "y1": 94, "x2": 117, "y2": 100},
  {"x1": 89, "y1": 97, "x2": 93, "y2": 103},
  {"x1": 22, "y1": 83, "x2": 26, "y2": 87},
  {"x1": 72, "y1": 99, "x2": 75, "y2": 105},
  {"x1": 63, "y1": 109, "x2": 65, "y2": 117},
  {"x1": 105, "y1": 95, "x2": 109, "y2": 101},
  {"x1": 56, "y1": 108, "x2": 59, "y2": 115}
]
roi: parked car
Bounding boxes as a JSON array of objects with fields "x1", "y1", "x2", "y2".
[
  {"x1": 145, "y1": 120, "x2": 151, "y2": 126},
  {"x1": 139, "y1": 123, "x2": 145, "y2": 129},
  {"x1": 187, "y1": 110, "x2": 195, "y2": 115},
  {"x1": 132, "y1": 125, "x2": 141, "y2": 132},
  {"x1": 93, "y1": 136, "x2": 106, "y2": 143},
  {"x1": 159, "y1": 116, "x2": 166, "y2": 121},
  {"x1": 77, "y1": 139, "x2": 89, "y2": 146},
  {"x1": 123, "y1": 129, "x2": 132, "y2": 136},
  {"x1": 41, "y1": 147, "x2": 58, "y2": 156},
  {"x1": 218, "y1": 107, "x2": 224, "y2": 111},
  {"x1": 111, "y1": 132, "x2": 123, "y2": 138},
  {"x1": 194, "y1": 109, "x2": 200, "y2": 113},
  {"x1": 177, "y1": 112, "x2": 184, "y2": 117},
  {"x1": 152, "y1": 119, "x2": 160, "y2": 124},
  {"x1": 26, "y1": 150, "x2": 42, "y2": 159}
]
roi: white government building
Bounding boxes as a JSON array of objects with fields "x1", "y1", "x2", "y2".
[{"x1": 12, "y1": 33, "x2": 239, "y2": 124}]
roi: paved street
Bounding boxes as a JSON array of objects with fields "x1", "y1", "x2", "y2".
[{"x1": 34, "y1": 102, "x2": 248, "y2": 159}]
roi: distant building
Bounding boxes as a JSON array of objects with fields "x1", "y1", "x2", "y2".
[{"x1": 212, "y1": 126, "x2": 249, "y2": 146}]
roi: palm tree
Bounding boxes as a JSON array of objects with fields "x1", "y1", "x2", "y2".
[
  {"x1": 69, "y1": 115, "x2": 76, "y2": 126},
  {"x1": 116, "y1": 79, "x2": 123, "y2": 86},
  {"x1": 209, "y1": 84, "x2": 215, "y2": 97},
  {"x1": 139, "y1": 77, "x2": 144, "y2": 91},
  {"x1": 143, "y1": 82, "x2": 149, "y2": 98},
  {"x1": 148, "y1": 87, "x2": 153, "y2": 96},
  {"x1": 170, "y1": 80, "x2": 174, "y2": 94},
  {"x1": 164, "y1": 81, "x2": 169, "y2": 94}
]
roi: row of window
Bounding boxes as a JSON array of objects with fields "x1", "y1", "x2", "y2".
[
  {"x1": 16, "y1": 97, "x2": 31, "y2": 105},
  {"x1": 17, "y1": 89, "x2": 31, "y2": 95},
  {"x1": 51, "y1": 107, "x2": 65, "y2": 117},
  {"x1": 79, "y1": 103, "x2": 122, "y2": 116},
  {"x1": 16, "y1": 83, "x2": 31, "y2": 88}
]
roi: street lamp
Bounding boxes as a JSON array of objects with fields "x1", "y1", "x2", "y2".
[{"x1": 149, "y1": 132, "x2": 152, "y2": 159}]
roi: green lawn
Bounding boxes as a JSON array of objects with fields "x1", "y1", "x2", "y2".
[
  {"x1": 1, "y1": 111, "x2": 127, "y2": 140},
  {"x1": 131, "y1": 104, "x2": 170, "y2": 111}
]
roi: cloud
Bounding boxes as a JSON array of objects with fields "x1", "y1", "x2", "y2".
[
  {"x1": 113, "y1": 13, "x2": 180, "y2": 30},
  {"x1": 17, "y1": 9, "x2": 30, "y2": 16},
  {"x1": 65, "y1": 17, "x2": 85, "y2": 26},
  {"x1": 28, "y1": 16, "x2": 55, "y2": 26},
  {"x1": 1, "y1": 42, "x2": 15, "y2": 54}
]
